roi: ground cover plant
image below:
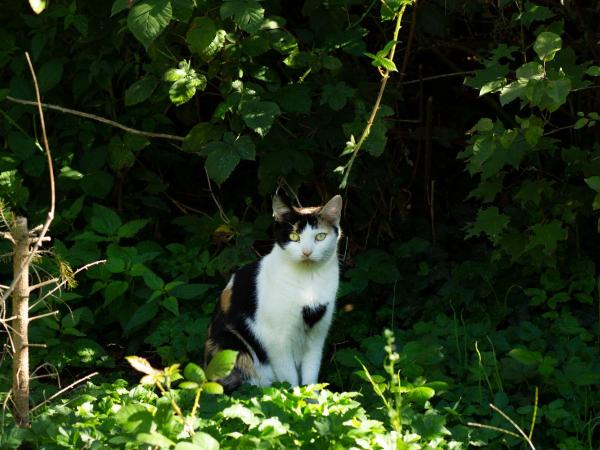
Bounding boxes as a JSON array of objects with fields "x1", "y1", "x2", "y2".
[{"x1": 0, "y1": 0, "x2": 599, "y2": 448}]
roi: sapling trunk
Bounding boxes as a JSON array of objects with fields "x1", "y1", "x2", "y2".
[{"x1": 11, "y1": 216, "x2": 30, "y2": 427}]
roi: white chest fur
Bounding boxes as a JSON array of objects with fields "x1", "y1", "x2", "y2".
[{"x1": 248, "y1": 245, "x2": 339, "y2": 386}]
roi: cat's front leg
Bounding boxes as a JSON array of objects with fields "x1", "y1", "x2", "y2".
[
  {"x1": 300, "y1": 317, "x2": 331, "y2": 385},
  {"x1": 269, "y1": 352, "x2": 300, "y2": 386}
]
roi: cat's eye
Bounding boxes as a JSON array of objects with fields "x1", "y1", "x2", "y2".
[
  {"x1": 289, "y1": 231, "x2": 300, "y2": 241},
  {"x1": 315, "y1": 233, "x2": 327, "y2": 241}
]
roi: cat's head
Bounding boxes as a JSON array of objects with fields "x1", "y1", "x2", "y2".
[{"x1": 272, "y1": 194, "x2": 342, "y2": 265}]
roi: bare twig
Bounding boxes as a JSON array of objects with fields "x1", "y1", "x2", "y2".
[
  {"x1": 28, "y1": 278, "x2": 59, "y2": 292},
  {"x1": 29, "y1": 260, "x2": 106, "y2": 310},
  {"x1": 204, "y1": 167, "x2": 230, "y2": 224},
  {"x1": 30, "y1": 371, "x2": 98, "y2": 413},
  {"x1": 29, "y1": 310, "x2": 59, "y2": 322},
  {"x1": 401, "y1": 71, "x2": 474, "y2": 85},
  {"x1": 5, "y1": 96, "x2": 184, "y2": 142}
]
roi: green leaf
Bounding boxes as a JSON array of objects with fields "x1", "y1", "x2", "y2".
[
  {"x1": 584, "y1": 176, "x2": 600, "y2": 192},
  {"x1": 220, "y1": 0, "x2": 264, "y2": 33},
  {"x1": 205, "y1": 350, "x2": 238, "y2": 380},
  {"x1": 585, "y1": 66, "x2": 600, "y2": 76},
  {"x1": 175, "y1": 443, "x2": 204, "y2": 450},
  {"x1": 528, "y1": 220, "x2": 567, "y2": 254},
  {"x1": 202, "y1": 381, "x2": 224, "y2": 394},
  {"x1": 516, "y1": 62, "x2": 545, "y2": 81},
  {"x1": 184, "y1": 363, "x2": 207, "y2": 384},
  {"x1": 172, "y1": 0, "x2": 196, "y2": 22},
  {"x1": 125, "y1": 302, "x2": 159, "y2": 331},
  {"x1": 179, "y1": 381, "x2": 200, "y2": 390},
  {"x1": 191, "y1": 432, "x2": 220, "y2": 450},
  {"x1": 277, "y1": 84, "x2": 311, "y2": 114},
  {"x1": 82, "y1": 172, "x2": 114, "y2": 199},
  {"x1": 125, "y1": 76, "x2": 159, "y2": 106},
  {"x1": 518, "y1": 2, "x2": 554, "y2": 27},
  {"x1": 127, "y1": 0, "x2": 173, "y2": 49},
  {"x1": 574, "y1": 117, "x2": 589, "y2": 129},
  {"x1": 111, "y1": 0, "x2": 129, "y2": 16},
  {"x1": 91, "y1": 204, "x2": 122, "y2": 236},
  {"x1": 162, "y1": 296, "x2": 179, "y2": 315},
  {"x1": 167, "y1": 64, "x2": 207, "y2": 106},
  {"x1": 169, "y1": 283, "x2": 212, "y2": 299},
  {"x1": 187, "y1": 17, "x2": 223, "y2": 61},
  {"x1": 118, "y1": 219, "x2": 151, "y2": 239},
  {"x1": 182, "y1": 122, "x2": 223, "y2": 152},
  {"x1": 508, "y1": 347, "x2": 543, "y2": 366},
  {"x1": 29, "y1": 0, "x2": 47, "y2": 14},
  {"x1": 465, "y1": 207, "x2": 510, "y2": 244},
  {"x1": 114, "y1": 404, "x2": 153, "y2": 433},
  {"x1": 533, "y1": 31, "x2": 562, "y2": 62},
  {"x1": 39, "y1": 58, "x2": 64, "y2": 92},
  {"x1": 321, "y1": 82, "x2": 354, "y2": 111},
  {"x1": 239, "y1": 100, "x2": 280, "y2": 136},
  {"x1": 204, "y1": 134, "x2": 255, "y2": 184},
  {"x1": 137, "y1": 432, "x2": 175, "y2": 448},
  {"x1": 104, "y1": 280, "x2": 129, "y2": 304}
]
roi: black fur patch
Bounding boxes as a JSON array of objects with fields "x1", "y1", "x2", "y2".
[
  {"x1": 273, "y1": 212, "x2": 319, "y2": 248},
  {"x1": 302, "y1": 304, "x2": 327, "y2": 328},
  {"x1": 207, "y1": 261, "x2": 268, "y2": 364}
]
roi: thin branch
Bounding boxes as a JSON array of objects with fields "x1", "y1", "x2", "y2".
[
  {"x1": 5, "y1": 96, "x2": 184, "y2": 142},
  {"x1": 0, "y1": 53, "x2": 55, "y2": 306},
  {"x1": 29, "y1": 260, "x2": 106, "y2": 310},
  {"x1": 401, "y1": 70, "x2": 474, "y2": 85},
  {"x1": 489, "y1": 403, "x2": 535, "y2": 449},
  {"x1": 204, "y1": 167, "x2": 230, "y2": 224},
  {"x1": 29, "y1": 310, "x2": 59, "y2": 322},
  {"x1": 339, "y1": 3, "x2": 412, "y2": 188},
  {"x1": 28, "y1": 278, "x2": 59, "y2": 292},
  {"x1": 30, "y1": 372, "x2": 98, "y2": 413}
]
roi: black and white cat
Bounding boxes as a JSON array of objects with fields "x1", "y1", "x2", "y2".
[{"x1": 204, "y1": 194, "x2": 342, "y2": 391}]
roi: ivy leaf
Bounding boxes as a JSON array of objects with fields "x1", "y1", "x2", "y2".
[
  {"x1": 205, "y1": 350, "x2": 238, "y2": 380},
  {"x1": 220, "y1": 0, "x2": 264, "y2": 33},
  {"x1": 533, "y1": 31, "x2": 562, "y2": 62},
  {"x1": 125, "y1": 76, "x2": 159, "y2": 106},
  {"x1": 528, "y1": 220, "x2": 567, "y2": 254},
  {"x1": 239, "y1": 100, "x2": 280, "y2": 136},
  {"x1": 204, "y1": 133, "x2": 256, "y2": 184},
  {"x1": 127, "y1": 0, "x2": 173, "y2": 49},
  {"x1": 321, "y1": 82, "x2": 354, "y2": 111},
  {"x1": 465, "y1": 207, "x2": 510, "y2": 244}
]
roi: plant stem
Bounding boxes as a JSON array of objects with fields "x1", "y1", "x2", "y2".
[{"x1": 340, "y1": 2, "x2": 412, "y2": 188}]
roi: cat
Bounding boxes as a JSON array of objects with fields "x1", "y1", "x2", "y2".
[{"x1": 204, "y1": 194, "x2": 342, "y2": 392}]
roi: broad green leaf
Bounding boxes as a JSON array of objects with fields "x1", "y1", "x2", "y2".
[
  {"x1": 172, "y1": 0, "x2": 196, "y2": 21},
  {"x1": 125, "y1": 76, "x2": 159, "y2": 106},
  {"x1": 516, "y1": 62, "x2": 544, "y2": 81},
  {"x1": 81, "y1": 171, "x2": 114, "y2": 199},
  {"x1": 7, "y1": 132, "x2": 36, "y2": 160},
  {"x1": 179, "y1": 381, "x2": 200, "y2": 389},
  {"x1": 202, "y1": 381, "x2": 224, "y2": 394},
  {"x1": 518, "y1": 2, "x2": 554, "y2": 26},
  {"x1": 508, "y1": 347, "x2": 543, "y2": 366},
  {"x1": 191, "y1": 432, "x2": 220, "y2": 450},
  {"x1": 125, "y1": 302, "x2": 159, "y2": 331},
  {"x1": 127, "y1": 0, "x2": 173, "y2": 49},
  {"x1": 584, "y1": 176, "x2": 600, "y2": 192},
  {"x1": 586, "y1": 66, "x2": 600, "y2": 76},
  {"x1": 182, "y1": 122, "x2": 223, "y2": 152},
  {"x1": 114, "y1": 404, "x2": 153, "y2": 433},
  {"x1": 169, "y1": 283, "x2": 212, "y2": 299},
  {"x1": 533, "y1": 31, "x2": 562, "y2": 62},
  {"x1": 91, "y1": 204, "x2": 122, "y2": 236},
  {"x1": 174, "y1": 443, "x2": 204, "y2": 450},
  {"x1": 204, "y1": 134, "x2": 255, "y2": 184},
  {"x1": 321, "y1": 82, "x2": 354, "y2": 111},
  {"x1": 184, "y1": 363, "x2": 207, "y2": 384},
  {"x1": 39, "y1": 58, "x2": 64, "y2": 92},
  {"x1": 162, "y1": 296, "x2": 179, "y2": 315},
  {"x1": 143, "y1": 269, "x2": 164, "y2": 290},
  {"x1": 137, "y1": 432, "x2": 175, "y2": 448},
  {"x1": 111, "y1": 0, "x2": 129, "y2": 16},
  {"x1": 168, "y1": 71, "x2": 207, "y2": 106},
  {"x1": 220, "y1": 0, "x2": 264, "y2": 33},
  {"x1": 528, "y1": 220, "x2": 567, "y2": 254},
  {"x1": 118, "y1": 219, "x2": 151, "y2": 239},
  {"x1": 239, "y1": 100, "x2": 280, "y2": 136},
  {"x1": 574, "y1": 117, "x2": 588, "y2": 129},
  {"x1": 277, "y1": 84, "x2": 311, "y2": 114},
  {"x1": 104, "y1": 280, "x2": 129, "y2": 303},
  {"x1": 206, "y1": 350, "x2": 238, "y2": 380},
  {"x1": 465, "y1": 207, "x2": 509, "y2": 244},
  {"x1": 187, "y1": 17, "x2": 220, "y2": 59}
]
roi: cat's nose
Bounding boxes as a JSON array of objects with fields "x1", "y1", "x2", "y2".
[{"x1": 302, "y1": 249, "x2": 312, "y2": 257}]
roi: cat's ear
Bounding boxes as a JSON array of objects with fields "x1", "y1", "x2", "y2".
[
  {"x1": 272, "y1": 194, "x2": 292, "y2": 221},
  {"x1": 319, "y1": 195, "x2": 342, "y2": 227}
]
